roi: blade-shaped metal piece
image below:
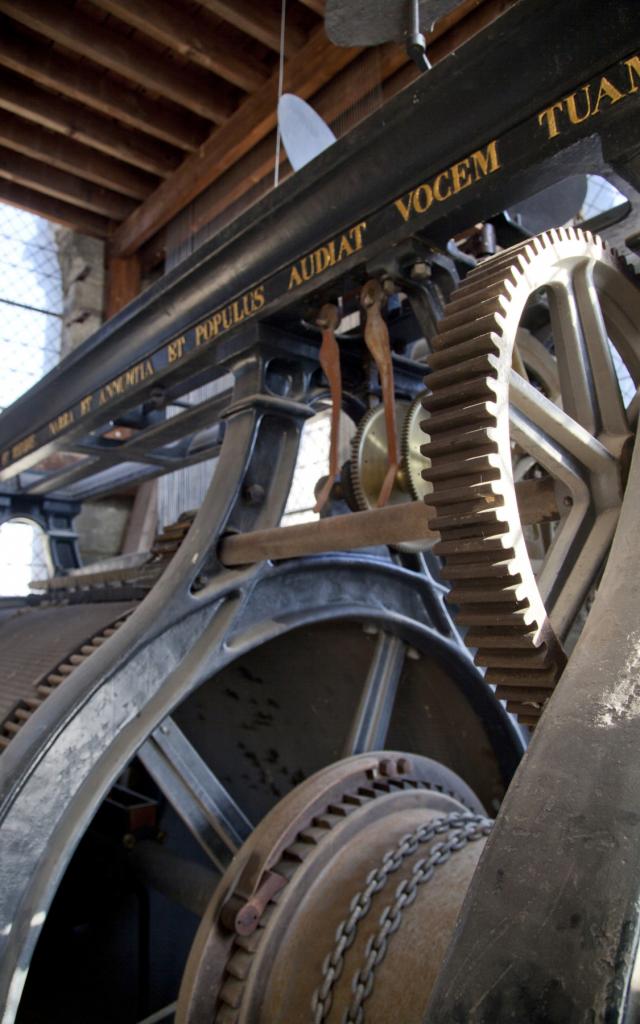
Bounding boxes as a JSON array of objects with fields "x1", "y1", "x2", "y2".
[
  {"x1": 326, "y1": 0, "x2": 461, "y2": 46},
  {"x1": 277, "y1": 94, "x2": 336, "y2": 172}
]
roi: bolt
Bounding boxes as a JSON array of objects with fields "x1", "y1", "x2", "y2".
[
  {"x1": 382, "y1": 276, "x2": 396, "y2": 297},
  {"x1": 396, "y1": 757, "x2": 412, "y2": 775},
  {"x1": 362, "y1": 622, "x2": 379, "y2": 636},
  {"x1": 406, "y1": 647, "x2": 421, "y2": 661},
  {"x1": 410, "y1": 260, "x2": 431, "y2": 280},
  {"x1": 245, "y1": 483, "x2": 265, "y2": 506},
  {"x1": 378, "y1": 758, "x2": 395, "y2": 777},
  {"x1": 160, "y1": 723, "x2": 169, "y2": 735},
  {"x1": 122, "y1": 833, "x2": 135, "y2": 849},
  {"x1": 563, "y1": 495, "x2": 574, "y2": 508}
]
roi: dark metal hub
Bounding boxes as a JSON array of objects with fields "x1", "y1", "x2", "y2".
[{"x1": 177, "y1": 752, "x2": 491, "y2": 1023}]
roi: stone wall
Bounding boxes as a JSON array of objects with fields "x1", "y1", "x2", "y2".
[{"x1": 55, "y1": 227, "x2": 105, "y2": 358}]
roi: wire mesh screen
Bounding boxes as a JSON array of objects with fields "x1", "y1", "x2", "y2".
[
  {"x1": 0, "y1": 206, "x2": 62, "y2": 411},
  {"x1": 0, "y1": 205, "x2": 63, "y2": 592},
  {"x1": 282, "y1": 408, "x2": 355, "y2": 525}
]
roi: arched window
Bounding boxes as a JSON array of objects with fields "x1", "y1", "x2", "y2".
[{"x1": 0, "y1": 206, "x2": 63, "y2": 593}]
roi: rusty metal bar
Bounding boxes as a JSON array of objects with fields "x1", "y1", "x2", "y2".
[{"x1": 219, "y1": 478, "x2": 560, "y2": 567}]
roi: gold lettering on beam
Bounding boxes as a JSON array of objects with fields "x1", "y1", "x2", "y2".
[
  {"x1": 393, "y1": 140, "x2": 501, "y2": 224},
  {"x1": 80, "y1": 394, "x2": 93, "y2": 416},
  {"x1": 471, "y1": 140, "x2": 501, "y2": 179},
  {"x1": 627, "y1": 55, "x2": 640, "y2": 92},
  {"x1": 537, "y1": 101, "x2": 564, "y2": 139},
  {"x1": 48, "y1": 410, "x2": 75, "y2": 436},
  {"x1": 288, "y1": 222, "x2": 368, "y2": 290},
  {"x1": 168, "y1": 335, "x2": 186, "y2": 363},
  {"x1": 10, "y1": 433, "x2": 37, "y2": 461},
  {"x1": 565, "y1": 85, "x2": 592, "y2": 125},
  {"x1": 450, "y1": 157, "x2": 473, "y2": 193},
  {"x1": 593, "y1": 76, "x2": 624, "y2": 114},
  {"x1": 194, "y1": 286, "x2": 266, "y2": 346},
  {"x1": 433, "y1": 170, "x2": 452, "y2": 202},
  {"x1": 98, "y1": 358, "x2": 155, "y2": 406},
  {"x1": 538, "y1": 53, "x2": 639, "y2": 140}
]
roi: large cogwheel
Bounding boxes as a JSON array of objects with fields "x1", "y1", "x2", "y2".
[{"x1": 420, "y1": 227, "x2": 640, "y2": 727}]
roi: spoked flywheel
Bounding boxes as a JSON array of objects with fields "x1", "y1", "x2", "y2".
[{"x1": 420, "y1": 227, "x2": 640, "y2": 726}]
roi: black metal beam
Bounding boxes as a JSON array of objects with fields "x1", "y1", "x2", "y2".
[{"x1": 0, "y1": 0, "x2": 638, "y2": 491}]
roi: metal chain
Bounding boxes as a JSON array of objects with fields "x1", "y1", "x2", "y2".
[{"x1": 310, "y1": 812, "x2": 492, "y2": 1024}]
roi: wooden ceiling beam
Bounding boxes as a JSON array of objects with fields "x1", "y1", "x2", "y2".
[
  {"x1": 139, "y1": 0, "x2": 509, "y2": 271},
  {"x1": 0, "y1": 111, "x2": 158, "y2": 201},
  {"x1": 106, "y1": 254, "x2": 142, "y2": 317},
  {"x1": 0, "y1": 0, "x2": 235, "y2": 123},
  {"x1": 91, "y1": 0, "x2": 269, "y2": 94},
  {"x1": 111, "y1": 29, "x2": 361, "y2": 255},
  {"x1": 0, "y1": 181, "x2": 111, "y2": 238},
  {"x1": 196, "y1": 0, "x2": 306, "y2": 53},
  {"x1": 0, "y1": 26, "x2": 207, "y2": 151},
  {"x1": 0, "y1": 71, "x2": 181, "y2": 178},
  {"x1": 169, "y1": 42, "x2": 407, "y2": 247},
  {"x1": 0, "y1": 146, "x2": 136, "y2": 220}
]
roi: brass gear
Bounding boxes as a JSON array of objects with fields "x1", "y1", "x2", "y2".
[
  {"x1": 419, "y1": 227, "x2": 640, "y2": 727},
  {"x1": 400, "y1": 394, "x2": 434, "y2": 501},
  {"x1": 350, "y1": 401, "x2": 411, "y2": 511}
]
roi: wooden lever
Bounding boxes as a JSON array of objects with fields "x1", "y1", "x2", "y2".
[
  {"x1": 361, "y1": 279, "x2": 398, "y2": 507},
  {"x1": 313, "y1": 303, "x2": 342, "y2": 513}
]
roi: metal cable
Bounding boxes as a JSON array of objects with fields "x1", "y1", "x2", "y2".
[{"x1": 274, "y1": 0, "x2": 287, "y2": 187}]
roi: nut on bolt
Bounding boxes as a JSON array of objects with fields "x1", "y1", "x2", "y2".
[
  {"x1": 410, "y1": 260, "x2": 431, "y2": 280},
  {"x1": 244, "y1": 483, "x2": 265, "y2": 506}
]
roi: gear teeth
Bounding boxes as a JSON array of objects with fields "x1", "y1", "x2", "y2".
[
  {"x1": 413, "y1": 228, "x2": 624, "y2": 726},
  {"x1": 212, "y1": 774, "x2": 452, "y2": 1022},
  {"x1": 350, "y1": 402, "x2": 410, "y2": 511},
  {"x1": 401, "y1": 394, "x2": 432, "y2": 501},
  {"x1": 428, "y1": 333, "x2": 501, "y2": 369},
  {"x1": 0, "y1": 609, "x2": 134, "y2": 752}
]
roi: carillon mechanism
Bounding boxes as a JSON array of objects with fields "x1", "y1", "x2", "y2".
[{"x1": 1, "y1": 2, "x2": 640, "y2": 1023}]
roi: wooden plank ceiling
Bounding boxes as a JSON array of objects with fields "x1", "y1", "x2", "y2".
[{"x1": 0, "y1": 0, "x2": 508, "y2": 278}]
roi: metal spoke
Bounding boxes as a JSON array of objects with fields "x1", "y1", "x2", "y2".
[
  {"x1": 543, "y1": 506, "x2": 618, "y2": 638},
  {"x1": 572, "y1": 262, "x2": 630, "y2": 443},
  {"x1": 628, "y1": 387, "x2": 639, "y2": 430},
  {"x1": 509, "y1": 399, "x2": 593, "y2": 499},
  {"x1": 509, "y1": 371, "x2": 616, "y2": 478},
  {"x1": 138, "y1": 717, "x2": 252, "y2": 871},
  {"x1": 343, "y1": 632, "x2": 406, "y2": 756},
  {"x1": 548, "y1": 275, "x2": 599, "y2": 435}
]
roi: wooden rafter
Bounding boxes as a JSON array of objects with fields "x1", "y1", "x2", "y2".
[
  {"x1": 114, "y1": 0, "x2": 505, "y2": 259},
  {"x1": 0, "y1": 146, "x2": 136, "y2": 220},
  {"x1": 0, "y1": 26, "x2": 207, "y2": 150},
  {"x1": 0, "y1": 180, "x2": 110, "y2": 237},
  {"x1": 165, "y1": 42, "x2": 408, "y2": 250},
  {"x1": 111, "y1": 29, "x2": 361, "y2": 255},
  {"x1": 0, "y1": 0, "x2": 235, "y2": 123},
  {"x1": 0, "y1": 0, "x2": 509, "y2": 271},
  {"x1": 197, "y1": 0, "x2": 306, "y2": 52},
  {"x1": 0, "y1": 71, "x2": 181, "y2": 177},
  {"x1": 91, "y1": 0, "x2": 270, "y2": 94},
  {"x1": 0, "y1": 111, "x2": 158, "y2": 201}
]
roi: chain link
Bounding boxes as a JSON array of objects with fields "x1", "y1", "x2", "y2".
[{"x1": 310, "y1": 812, "x2": 492, "y2": 1024}]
